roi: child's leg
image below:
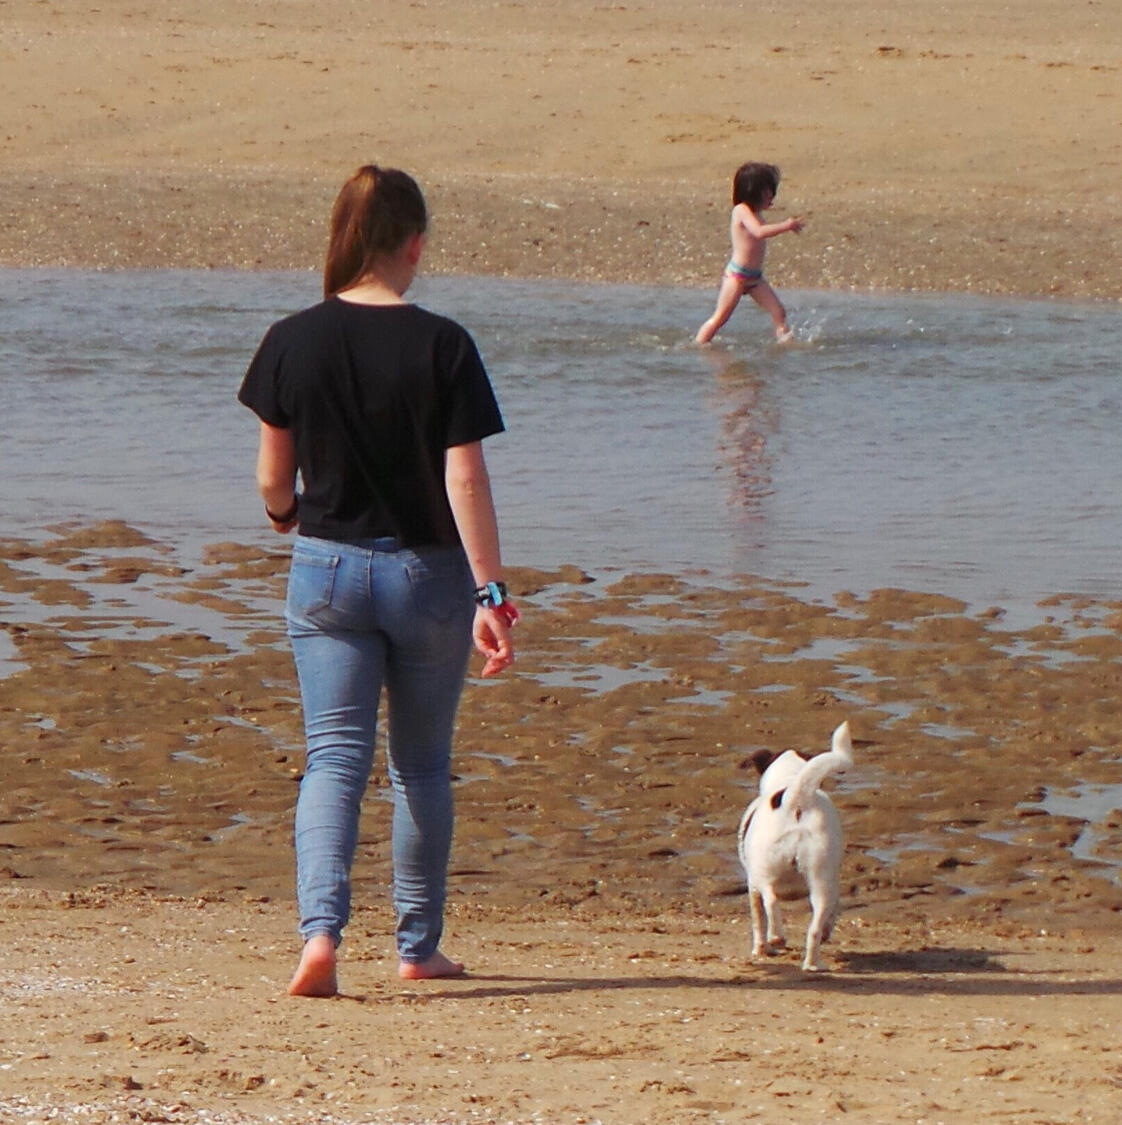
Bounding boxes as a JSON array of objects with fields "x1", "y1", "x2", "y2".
[
  {"x1": 695, "y1": 274, "x2": 744, "y2": 344},
  {"x1": 748, "y1": 282, "x2": 792, "y2": 340}
]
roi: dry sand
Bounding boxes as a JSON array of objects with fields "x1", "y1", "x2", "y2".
[
  {"x1": 2, "y1": 2, "x2": 1122, "y2": 1122},
  {"x1": 1, "y1": 0, "x2": 1121, "y2": 298}
]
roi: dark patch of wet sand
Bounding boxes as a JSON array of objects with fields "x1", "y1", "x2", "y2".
[{"x1": 3, "y1": 524, "x2": 1120, "y2": 924}]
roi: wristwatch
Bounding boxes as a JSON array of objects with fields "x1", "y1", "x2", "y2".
[{"x1": 473, "y1": 581, "x2": 508, "y2": 607}]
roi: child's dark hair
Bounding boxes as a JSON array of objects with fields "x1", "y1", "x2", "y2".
[
  {"x1": 323, "y1": 165, "x2": 428, "y2": 297},
  {"x1": 732, "y1": 162, "x2": 781, "y2": 209}
]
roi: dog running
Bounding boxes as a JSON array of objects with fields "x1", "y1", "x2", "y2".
[{"x1": 737, "y1": 721, "x2": 854, "y2": 971}]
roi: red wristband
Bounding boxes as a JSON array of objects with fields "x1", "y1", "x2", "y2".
[{"x1": 495, "y1": 601, "x2": 520, "y2": 627}]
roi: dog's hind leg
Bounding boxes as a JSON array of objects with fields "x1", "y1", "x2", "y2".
[
  {"x1": 760, "y1": 888, "x2": 787, "y2": 954},
  {"x1": 802, "y1": 887, "x2": 835, "y2": 971}
]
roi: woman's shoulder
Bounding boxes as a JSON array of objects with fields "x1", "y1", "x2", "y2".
[
  {"x1": 402, "y1": 304, "x2": 479, "y2": 348},
  {"x1": 406, "y1": 302, "x2": 467, "y2": 330},
  {"x1": 282, "y1": 297, "x2": 340, "y2": 328},
  {"x1": 261, "y1": 297, "x2": 338, "y2": 340},
  {"x1": 247, "y1": 301, "x2": 342, "y2": 371}
]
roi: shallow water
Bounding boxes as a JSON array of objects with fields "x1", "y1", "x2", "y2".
[
  {"x1": 3, "y1": 269, "x2": 1122, "y2": 899},
  {"x1": 1, "y1": 268, "x2": 1119, "y2": 624}
]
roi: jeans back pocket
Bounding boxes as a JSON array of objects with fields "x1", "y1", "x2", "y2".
[
  {"x1": 286, "y1": 547, "x2": 340, "y2": 627},
  {"x1": 405, "y1": 548, "x2": 471, "y2": 624}
]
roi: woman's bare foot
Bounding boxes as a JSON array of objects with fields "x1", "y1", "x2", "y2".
[
  {"x1": 288, "y1": 934, "x2": 338, "y2": 997},
  {"x1": 398, "y1": 950, "x2": 465, "y2": 980}
]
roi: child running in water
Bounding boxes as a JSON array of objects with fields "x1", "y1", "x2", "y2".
[{"x1": 695, "y1": 162, "x2": 805, "y2": 344}]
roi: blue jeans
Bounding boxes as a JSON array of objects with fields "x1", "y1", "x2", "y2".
[{"x1": 285, "y1": 534, "x2": 474, "y2": 963}]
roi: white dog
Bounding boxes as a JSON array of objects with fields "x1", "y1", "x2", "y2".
[{"x1": 737, "y1": 721, "x2": 853, "y2": 971}]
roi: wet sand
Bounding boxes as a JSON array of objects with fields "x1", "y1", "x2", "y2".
[
  {"x1": 2, "y1": 524, "x2": 1122, "y2": 1121},
  {"x1": 3, "y1": 0, "x2": 1122, "y2": 1120}
]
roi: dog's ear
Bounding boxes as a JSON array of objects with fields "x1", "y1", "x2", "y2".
[{"x1": 750, "y1": 749, "x2": 777, "y2": 776}]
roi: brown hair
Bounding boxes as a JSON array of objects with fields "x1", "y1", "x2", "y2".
[
  {"x1": 323, "y1": 165, "x2": 428, "y2": 297},
  {"x1": 732, "y1": 162, "x2": 781, "y2": 210}
]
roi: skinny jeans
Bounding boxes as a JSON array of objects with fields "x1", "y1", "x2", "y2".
[{"x1": 285, "y1": 534, "x2": 474, "y2": 963}]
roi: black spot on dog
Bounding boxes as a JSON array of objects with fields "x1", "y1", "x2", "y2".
[{"x1": 751, "y1": 749, "x2": 777, "y2": 775}]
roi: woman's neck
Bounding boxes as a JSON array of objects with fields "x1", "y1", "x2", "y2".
[
  {"x1": 335, "y1": 251, "x2": 419, "y2": 306},
  {"x1": 335, "y1": 276, "x2": 410, "y2": 306}
]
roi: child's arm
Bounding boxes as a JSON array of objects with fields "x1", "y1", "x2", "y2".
[{"x1": 738, "y1": 204, "x2": 805, "y2": 240}]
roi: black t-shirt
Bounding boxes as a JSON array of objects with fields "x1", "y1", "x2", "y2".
[{"x1": 238, "y1": 297, "x2": 504, "y2": 546}]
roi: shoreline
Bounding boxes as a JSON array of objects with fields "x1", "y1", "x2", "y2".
[{"x1": 3, "y1": 168, "x2": 1121, "y2": 303}]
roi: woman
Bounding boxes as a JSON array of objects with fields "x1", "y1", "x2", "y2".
[{"x1": 238, "y1": 165, "x2": 517, "y2": 998}]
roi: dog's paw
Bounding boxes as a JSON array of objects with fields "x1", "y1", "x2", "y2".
[
  {"x1": 752, "y1": 941, "x2": 786, "y2": 960},
  {"x1": 800, "y1": 959, "x2": 828, "y2": 972}
]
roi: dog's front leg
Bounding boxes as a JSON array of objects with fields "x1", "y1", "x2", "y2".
[{"x1": 748, "y1": 888, "x2": 768, "y2": 958}]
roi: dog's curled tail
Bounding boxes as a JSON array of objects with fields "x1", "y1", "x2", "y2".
[{"x1": 785, "y1": 721, "x2": 854, "y2": 818}]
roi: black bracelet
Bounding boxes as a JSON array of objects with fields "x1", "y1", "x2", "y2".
[
  {"x1": 265, "y1": 495, "x2": 300, "y2": 523},
  {"x1": 473, "y1": 581, "x2": 507, "y2": 607}
]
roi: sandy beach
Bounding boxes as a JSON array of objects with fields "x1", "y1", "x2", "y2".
[
  {"x1": 3, "y1": 2, "x2": 1122, "y2": 1122},
  {"x1": 2, "y1": 0, "x2": 1121, "y2": 299},
  {"x1": 3, "y1": 526, "x2": 1122, "y2": 1122}
]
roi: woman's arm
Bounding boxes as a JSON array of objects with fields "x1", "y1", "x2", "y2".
[
  {"x1": 255, "y1": 422, "x2": 300, "y2": 532},
  {"x1": 445, "y1": 441, "x2": 503, "y2": 582},
  {"x1": 445, "y1": 440, "x2": 515, "y2": 677}
]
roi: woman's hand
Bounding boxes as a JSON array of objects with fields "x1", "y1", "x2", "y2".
[
  {"x1": 265, "y1": 494, "x2": 300, "y2": 534},
  {"x1": 472, "y1": 601, "x2": 518, "y2": 677}
]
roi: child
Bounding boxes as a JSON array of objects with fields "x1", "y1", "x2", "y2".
[{"x1": 695, "y1": 162, "x2": 805, "y2": 344}]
